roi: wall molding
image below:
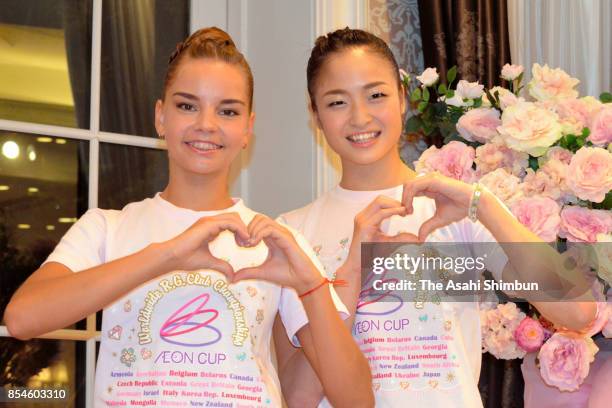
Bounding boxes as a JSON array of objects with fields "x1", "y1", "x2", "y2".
[{"x1": 312, "y1": 0, "x2": 368, "y2": 198}]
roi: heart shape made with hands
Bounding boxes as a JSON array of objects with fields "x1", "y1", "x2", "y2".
[
  {"x1": 400, "y1": 173, "x2": 475, "y2": 242},
  {"x1": 353, "y1": 195, "x2": 421, "y2": 246},
  {"x1": 204, "y1": 215, "x2": 301, "y2": 287}
]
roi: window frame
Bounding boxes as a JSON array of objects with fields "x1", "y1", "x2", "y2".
[{"x1": 0, "y1": 1, "x2": 225, "y2": 406}]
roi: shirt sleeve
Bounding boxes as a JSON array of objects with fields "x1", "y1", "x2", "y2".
[
  {"x1": 275, "y1": 219, "x2": 349, "y2": 347},
  {"x1": 43, "y1": 208, "x2": 108, "y2": 273}
]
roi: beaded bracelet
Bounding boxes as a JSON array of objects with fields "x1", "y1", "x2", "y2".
[{"x1": 468, "y1": 183, "x2": 483, "y2": 222}]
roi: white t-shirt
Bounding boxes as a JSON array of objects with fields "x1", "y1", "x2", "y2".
[
  {"x1": 280, "y1": 185, "x2": 508, "y2": 408},
  {"x1": 45, "y1": 193, "x2": 347, "y2": 408}
]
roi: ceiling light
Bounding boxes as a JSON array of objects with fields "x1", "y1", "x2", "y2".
[
  {"x1": 17, "y1": 224, "x2": 31, "y2": 229},
  {"x1": 46, "y1": 225, "x2": 55, "y2": 231},
  {"x1": 36, "y1": 137, "x2": 53, "y2": 143},
  {"x1": 55, "y1": 138, "x2": 67, "y2": 144},
  {"x1": 58, "y1": 217, "x2": 77, "y2": 223},
  {"x1": 2, "y1": 141, "x2": 19, "y2": 159},
  {"x1": 28, "y1": 187, "x2": 39, "y2": 193},
  {"x1": 27, "y1": 145, "x2": 36, "y2": 161},
  {"x1": 0, "y1": 185, "x2": 9, "y2": 191}
]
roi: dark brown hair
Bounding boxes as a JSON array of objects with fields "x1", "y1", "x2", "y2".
[
  {"x1": 163, "y1": 27, "x2": 253, "y2": 110},
  {"x1": 307, "y1": 27, "x2": 400, "y2": 111}
]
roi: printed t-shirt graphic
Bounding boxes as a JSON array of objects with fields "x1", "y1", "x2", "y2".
[
  {"x1": 45, "y1": 194, "x2": 347, "y2": 407},
  {"x1": 280, "y1": 185, "x2": 508, "y2": 408}
]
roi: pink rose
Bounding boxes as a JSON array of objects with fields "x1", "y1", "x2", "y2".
[
  {"x1": 416, "y1": 67, "x2": 439, "y2": 87},
  {"x1": 514, "y1": 317, "x2": 545, "y2": 352},
  {"x1": 414, "y1": 141, "x2": 476, "y2": 182},
  {"x1": 542, "y1": 146, "x2": 573, "y2": 165},
  {"x1": 501, "y1": 64, "x2": 524, "y2": 81},
  {"x1": 511, "y1": 196, "x2": 561, "y2": 242},
  {"x1": 457, "y1": 108, "x2": 501, "y2": 143},
  {"x1": 481, "y1": 303, "x2": 527, "y2": 359},
  {"x1": 497, "y1": 101, "x2": 563, "y2": 157},
  {"x1": 483, "y1": 86, "x2": 522, "y2": 109},
  {"x1": 566, "y1": 146, "x2": 612, "y2": 203},
  {"x1": 414, "y1": 145, "x2": 441, "y2": 174},
  {"x1": 589, "y1": 105, "x2": 612, "y2": 146},
  {"x1": 554, "y1": 96, "x2": 603, "y2": 135},
  {"x1": 538, "y1": 333, "x2": 597, "y2": 391},
  {"x1": 475, "y1": 143, "x2": 529, "y2": 177},
  {"x1": 528, "y1": 63, "x2": 580, "y2": 102},
  {"x1": 478, "y1": 168, "x2": 523, "y2": 206},
  {"x1": 559, "y1": 206, "x2": 612, "y2": 243},
  {"x1": 456, "y1": 79, "x2": 484, "y2": 99},
  {"x1": 522, "y1": 158, "x2": 575, "y2": 203}
]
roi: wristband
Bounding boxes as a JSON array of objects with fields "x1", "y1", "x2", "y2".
[
  {"x1": 468, "y1": 183, "x2": 482, "y2": 222},
  {"x1": 298, "y1": 277, "x2": 348, "y2": 298}
]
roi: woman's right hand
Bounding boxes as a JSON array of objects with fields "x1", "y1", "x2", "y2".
[
  {"x1": 165, "y1": 212, "x2": 251, "y2": 279},
  {"x1": 344, "y1": 195, "x2": 419, "y2": 274}
]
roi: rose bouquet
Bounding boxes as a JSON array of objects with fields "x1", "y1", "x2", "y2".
[{"x1": 404, "y1": 63, "x2": 612, "y2": 391}]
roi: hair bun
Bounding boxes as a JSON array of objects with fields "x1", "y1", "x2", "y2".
[{"x1": 191, "y1": 26, "x2": 236, "y2": 47}]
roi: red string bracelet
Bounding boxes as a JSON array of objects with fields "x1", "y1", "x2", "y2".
[{"x1": 298, "y1": 278, "x2": 348, "y2": 298}]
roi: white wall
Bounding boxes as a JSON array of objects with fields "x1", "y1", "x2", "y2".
[
  {"x1": 243, "y1": 0, "x2": 317, "y2": 217},
  {"x1": 191, "y1": 0, "x2": 367, "y2": 217}
]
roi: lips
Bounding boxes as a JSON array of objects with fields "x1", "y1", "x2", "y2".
[
  {"x1": 346, "y1": 131, "x2": 381, "y2": 145},
  {"x1": 184, "y1": 140, "x2": 224, "y2": 153}
]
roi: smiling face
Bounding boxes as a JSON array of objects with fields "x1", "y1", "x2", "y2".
[
  {"x1": 312, "y1": 47, "x2": 405, "y2": 167},
  {"x1": 155, "y1": 57, "x2": 254, "y2": 179}
]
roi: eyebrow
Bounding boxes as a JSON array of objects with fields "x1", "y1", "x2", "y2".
[
  {"x1": 322, "y1": 81, "x2": 388, "y2": 97},
  {"x1": 172, "y1": 92, "x2": 246, "y2": 105}
]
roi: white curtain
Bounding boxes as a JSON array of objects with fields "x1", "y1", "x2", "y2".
[{"x1": 507, "y1": 0, "x2": 612, "y2": 97}]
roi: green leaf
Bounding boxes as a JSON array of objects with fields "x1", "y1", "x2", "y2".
[
  {"x1": 484, "y1": 89, "x2": 500, "y2": 110},
  {"x1": 600, "y1": 92, "x2": 612, "y2": 103},
  {"x1": 445, "y1": 89, "x2": 455, "y2": 98},
  {"x1": 417, "y1": 101, "x2": 428, "y2": 113},
  {"x1": 592, "y1": 192, "x2": 612, "y2": 210},
  {"x1": 438, "y1": 83, "x2": 447, "y2": 94},
  {"x1": 422, "y1": 87, "x2": 430, "y2": 102},
  {"x1": 473, "y1": 97, "x2": 483, "y2": 108},
  {"x1": 528, "y1": 156, "x2": 539, "y2": 171},
  {"x1": 405, "y1": 115, "x2": 423, "y2": 133},
  {"x1": 581, "y1": 127, "x2": 591, "y2": 138},
  {"x1": 447, "y1": 66, "x2": 457, "y2": 86},
  {"x1": 410, "y1": 88, "x2": 422, "y2": 103}
]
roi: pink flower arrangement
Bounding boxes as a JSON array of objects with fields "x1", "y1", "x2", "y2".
[
  {"x1": 528, "y1": 63, "x2": 580, "y2": 102},
  {"x1": 511, "y1": 196, "x2": 561, "y2": 242},
  {"x1": 538, "y1": 334, "x2": 597, "y2": 391},
  {"x1": 566, "y1": 146, "x2": 612, "y2": 203},
  {"x1": 588, "y1": 105, "x2": 612, "y2": 146},
  {"x1": 559, "y1": 206, "x2": 612, "y2": 243},
  {"x1": 522, "y1": 158, "x2": 575, "y2": 203},
  {"x1": 554, "y1": 96, "x2": 602, "y2": 136},
  {"x1": 475, "y1": 142, "x2": 529, "y2": 177},
  {"x1": 456, "y1": 108, "x2": 501, "y2": 143},
  {"x1": 514, "y1": 317, "x2": 545, "y2": 352},
  {"x1": 414, "y1": 141, "x2": 476, "y2": 182},
  {"x1": 480, "y1": 303, "x2": 527, "y2": 359},
  {"x1": 408, "y1": 62, "x2": 612, "y2": 393}
]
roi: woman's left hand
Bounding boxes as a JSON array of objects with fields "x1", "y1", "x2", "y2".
[
  {"x1": 232, "y1": 215, "x2": 321, "y2": 293},
  {"x1": 402, "y1": 172, "x2": 476, "y2": 241}
]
